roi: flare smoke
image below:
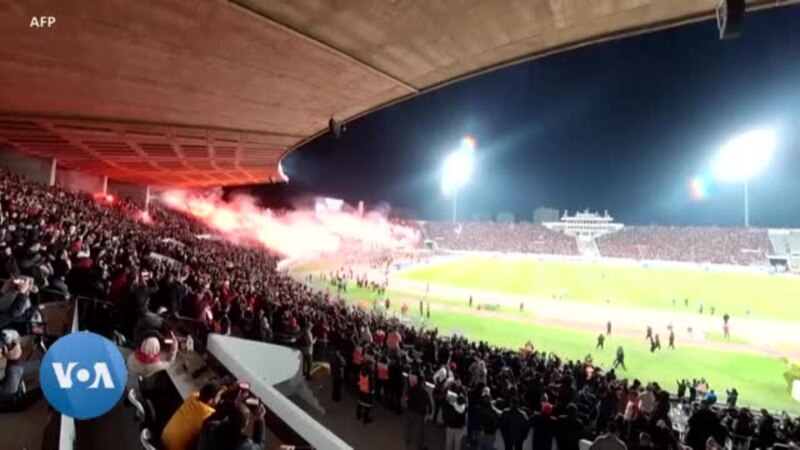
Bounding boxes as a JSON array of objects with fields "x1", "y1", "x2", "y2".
[{"x1": 160, "y1": 190, "x2": 420, "y2": 259}]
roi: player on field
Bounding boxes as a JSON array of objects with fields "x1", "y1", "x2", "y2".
[
  {"x1": 668, "y1": 329, "x2": 675, "y2": 349},
  {"x1": 613, "y1": 345, "x2": 626, "y2": 370},
  {"x1": 596, "y1": 333, "x2": 605, "y2": 350},
  {"x1": 723, "y1": 313, "x2": 731, "y2": 339},
  {"x1": 645, "y1": 325, "x2": 653, "y2": 342},
  {"x1": 650, "y1": 334, "x2": 661, "y2": 352}
]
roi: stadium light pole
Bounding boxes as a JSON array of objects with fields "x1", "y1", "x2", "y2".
[
  {"x1": 712, "y1": 128, "x2": 777, "y2": 227},
  {"x1": 441, "y1": 137, "x2": 476, "y2": 223}
]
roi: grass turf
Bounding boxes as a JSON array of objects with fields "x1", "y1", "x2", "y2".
[
  {"x1": 400, "y1": 257, "x2": 800, "y2": 322},
  {"x1": 306, "y1": 276, "x2": 800, "y2": 413}
]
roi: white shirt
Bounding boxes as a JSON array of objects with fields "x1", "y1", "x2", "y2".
[
  {"x1": 433, "y1": 366, "x2": 454, "y2": 386},
  {"x1": 639, "y1": 390, "x2": 656, "y2": 414}
]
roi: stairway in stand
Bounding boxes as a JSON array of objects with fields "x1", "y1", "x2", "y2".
[{"x1": 577, "y1": 236, "x2": 600, "y2": 258}]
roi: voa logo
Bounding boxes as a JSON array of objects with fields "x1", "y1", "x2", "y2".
[
  {"x1": 52, "y1": 362, "x2": 115, "y2": 389},
  {"x1": 41, "y1": 332, "x2": 127, "y2": 419}
]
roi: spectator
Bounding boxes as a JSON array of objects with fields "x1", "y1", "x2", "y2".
[
  {"x1": 0, "y1": 277, "x2": 34, "y2": 330},
  {"x1": 127, "y1": 334, "x2": 178, "y2": 378},
  {"x1": 0, "y1": 328, "x2": 31, "y2": 410},
  {"x1": 406, "y1": 371, "x2": 431, "y2": 450},
  {"x1": 298, "y1": 323, "x2": 315, "y2": 380},
  {"x1": 556, "y1": 403, "x2": 590, "y2": 450},
  {"x1": 589, "y1": 421, "x2": 627, "y2": 450},
  {"x1": 444, "y1": 393, "x2": 467, "y2": 450},
  {"x1": 757, "y1": 409, "x2": 777, "y2": 449},
  {"x1": 726, "y1": 388, "x2": 738, "y2": 408},
  {"x1": 161, "y1": 383, "x2": 220, "y2": 450},
  {"x1": 329, "y1": 349, "x2": 345, "y2": 402},
  {"x1": 198, "y1": 401, "x2": 266, "y2": 450},
  {"x1": 477, "y1": 387, "x2": 501, "y2": 450},
  {"x1": 685, "y1": 401, "x2": 724, "y2": 450},
  {"x1": 500, "y1": 396, "x2": 529, "y2": 450},
  {"x1": 531, "y1": 401, "x2": 557, "y2": 450}
]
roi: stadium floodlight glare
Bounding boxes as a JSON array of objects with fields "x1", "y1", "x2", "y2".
[
  {"x1": 712, "y1": 128, "x2": 777, "y2": 227},
  {"x1": 441, "y1": 137, "x2": 476, "y2": 223}
]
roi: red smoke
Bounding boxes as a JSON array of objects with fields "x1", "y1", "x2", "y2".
[{"x1": 160, "y1": 190, "x2": 420, "y2": 259}]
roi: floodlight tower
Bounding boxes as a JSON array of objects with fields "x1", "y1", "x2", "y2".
[
  {"x1": 441, "y1": 136, "x2": 476, "y2": 223},
  {"x1": 712, "y1": 128, "x2": 777, "y2": 227}
]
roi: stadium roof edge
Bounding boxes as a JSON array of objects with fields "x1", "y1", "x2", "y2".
[{"x1": 0, "y1": 0, "x2": 796, "y2": 188}]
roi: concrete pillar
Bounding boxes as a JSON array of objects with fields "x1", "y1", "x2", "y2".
[
  {"x1": 102, "y1": 176, "x2": 108, "y2": 195},
  {"x1": 49, "y1": 158, "x2": 57, "y2": 186},
  {"x1": 145, "y1": 185, "x2": 151, "y2": 209}
]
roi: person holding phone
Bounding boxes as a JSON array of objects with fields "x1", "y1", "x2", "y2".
[
  {"x1": 161, "y1": 383, "x2": 221, "y2": 450},
  {"x1": 198, "y1": 399, "x2": 266, "y2": 450},
  {"x1": 0, "y1": 277, "x2": 34, "y2": 329}
]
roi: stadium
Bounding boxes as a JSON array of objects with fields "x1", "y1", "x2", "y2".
[
  {"x1": 298, "y1": 218, "x2": 800, "y2": 413},
  {"x1": 1, "y1": 1, "x2": 800, "y2": 450}
]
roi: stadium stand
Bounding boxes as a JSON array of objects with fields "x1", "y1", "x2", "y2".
[
  {"x1": 597, "y1": 226, "x2": 772, "y2": 266},
  {"x1": 426, "y1": 222, "x2": 580, "y2": 255},
  {"x1": 1, "y1": 169, "x2": 799, "y2": 450}
]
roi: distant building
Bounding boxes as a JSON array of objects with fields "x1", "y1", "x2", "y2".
[
  {"x1": 533, "y1": 207, "x2": 559, "y2": 224},
  {"x1": 544, "y1": 209, "x2": 623, "y2": 238}
]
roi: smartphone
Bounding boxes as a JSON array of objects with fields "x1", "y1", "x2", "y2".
[
  {"x1": 238, "y1": 381, "x2": 250, "y2": 390},
  {"x1": 244, "y1": 397, "x2": 259, "y2": 407},
  {"x1": 163, "y1": 338, "x2": 174, "y2": 345}
]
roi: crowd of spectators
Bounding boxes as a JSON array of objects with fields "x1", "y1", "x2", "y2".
[
  {"x1": 426, "y1": 222, "x2": 580, "y2": 255},
  {"x1": 0, "y1": 168, "x2": 798, "y2": 450},
  {"x1": 424, "y1": 222, "x2": 772, "y2": 267},
  {"x1": 597, "y1": 227, "x2": 771, "y2": 266}
]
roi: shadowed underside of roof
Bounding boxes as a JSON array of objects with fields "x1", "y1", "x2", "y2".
[{"x1": 0, "y1": 0, "x2": 794, "y2": 187}]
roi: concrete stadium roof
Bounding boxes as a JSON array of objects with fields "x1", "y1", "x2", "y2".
[{"x1": 0, "y1": 0, "x2": 794, "y2": 187}]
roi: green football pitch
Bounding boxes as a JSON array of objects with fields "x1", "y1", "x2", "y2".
[
  {"x1": 400, "y1": 256, "x2": 800, "y2": 322},
  {"x1": 302, "y1": 256, "x2": 800, "y2": 412},
  {"x1": 388, "y1": 257, "x2": 800, "y2": 412}
]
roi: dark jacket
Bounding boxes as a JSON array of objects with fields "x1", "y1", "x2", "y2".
[
  {"x1": 500, "y1": 407, "x2": 529, "y2": 444},
  {"x1": 0, "y1": 291, "x2": 30, "y2": 329},
  {"x1": 556, "y1": 414, "x2": 589, "y2": 450},
  {"x1": 197, "y1": 416, "x2": 265, "y2": 450},
  {"x1": 531, "y1": 413, "x2": 557, "y2": 450},
  {"x1": 407, "y1": 383, "x2": 431, "y2": 416},
  {"x1": 329, "y1": 353, "x2": 345, "y2": 380},
  {"x1": 478, "y1": 401, "x2": 500, "y2": 434},
  {"x1": 443, "y1": 400, "x2": 467, "y2": 429},
  {"x1": 686, "y1": 407, "x2": 724, "y2": 450}
]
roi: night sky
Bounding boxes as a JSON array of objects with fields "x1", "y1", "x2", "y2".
[{"x1": 273, "y1": 6, "x2": 800, "y2": 226}]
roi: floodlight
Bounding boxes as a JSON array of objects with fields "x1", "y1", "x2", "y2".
[
  {"x1": 441, "y1": 148, "x2": 475, "y2": 195},
  {"x1": 713, "y1": 128, "x2": 776, "y2": 182},
  {"x1": 712, "y1": 127, "x2": 777, "y2": 227},
  {"x1": 441, "y1": 136, "x2": 477, "y2": 222}
]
